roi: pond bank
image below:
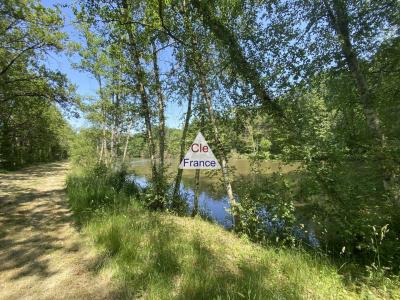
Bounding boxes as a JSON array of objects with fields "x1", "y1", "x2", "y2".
[{"x1": 67, "y1": 165, "x2": 400, "y2": 299}]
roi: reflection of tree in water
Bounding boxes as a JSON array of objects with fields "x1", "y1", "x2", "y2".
[
  {"x1": 130, "y1": 158, "x2": 297, "y2": 200},
  {"x1": 181, "y1": 172, "x2": 225, "y2": 199},
  {"x1": 129, "y1": 158, "x2": 303, "y2": 230}
]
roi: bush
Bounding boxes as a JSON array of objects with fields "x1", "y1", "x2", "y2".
[
  {"x1": 232, "y1": 172, "x2": 300, "y2": 247},
  {"x1": 66, "y1": 163, "x2": 139, "y2": 221}
]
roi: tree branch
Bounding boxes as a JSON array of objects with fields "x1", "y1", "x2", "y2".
[
  {"x1": 0, "y1": 42, "x2": 42, "y2": 76},
  {"x1": 157, "y1": 0, "x2": 187, "y2": 45}
]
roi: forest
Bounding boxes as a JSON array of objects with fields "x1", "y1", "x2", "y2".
[{"x1": 0, "y1": 0, "x2": 399, "y2": 298}]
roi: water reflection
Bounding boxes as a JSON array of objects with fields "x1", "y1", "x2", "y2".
[
  {"x1": 128, "y1": 158, "x2": 319, "y2": 247},
  {"x1": 128, "y1": 158, "x2": 293, "y2": 226},
  {"x1": 130, "y1": 158, "x2": 297, "y2": 199},
  {"x1": 127, "y1": 174, "x2": 233, "y2": 228}
]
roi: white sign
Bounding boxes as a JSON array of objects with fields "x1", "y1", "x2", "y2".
[{"x1": 179, "y1": 132, "x2": 221, "y2": 169}]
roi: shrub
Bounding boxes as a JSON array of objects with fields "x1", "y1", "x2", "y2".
[
  {"x1": 66, "y1": 163, "x2": 139, "y2": 221},
  {"x1": 232, "y1": 172, "x2": 300, "y2": 247}
]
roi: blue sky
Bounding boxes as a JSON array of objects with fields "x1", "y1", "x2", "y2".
[{"x1": 42, "y1": 0, "x2": 185, "y2": 130}]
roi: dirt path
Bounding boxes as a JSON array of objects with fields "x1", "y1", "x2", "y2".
[{"x1": 0, "y1": 162, "x2": 115, "y2": 300}]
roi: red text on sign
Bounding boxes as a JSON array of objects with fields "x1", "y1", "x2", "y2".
[{"x1": 191, "y1": 143, "x2": 209, "y2": 153}]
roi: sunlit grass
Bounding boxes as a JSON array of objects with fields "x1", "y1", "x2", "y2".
[
  {"x1": 84, "y1": 204, "x2": 356, "y2": 299},
  {"x1": 67, "y1": 170, "x2": 400, "y2": 299}
]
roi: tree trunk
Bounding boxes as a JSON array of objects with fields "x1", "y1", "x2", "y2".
[
  {"x1": 110, "y1": 121, "x2": 115, "y2": 163},
  {"x1": 192, "y1": 107, "x2": 205, "y2": 217},
  {"x1": 133, "y1": 57, "x2": 158, "y2": 184},
  {"x1": 110, "y1": 91, "x2": 120, "y2": 163},
  {"x1": 99, "y1": 127, "x2": 106, "y2": 163},
  {"x1": 152, "y1": 41, "x2": 166, "y2": 176},
  {"x1": 121, "y1": 0, "x2": 158, "y2": 187},
  {"x1": 323, "y1": 0, "x2": 385, "y2": 146},
  {"x1": 96, "y1": 75, "x2": 107, "y2": 165},
  {"x1": 123, "y1": 120, "x2": 133, "y2": 163},
  {"x1": 192, "y1": 169, "x2": 200, "y2": 217},
  {"x1": 197, "y1": 73, "x2": 238, "y2": 221},
  {"x1": 122, "y1": 134, "x2": 130, "y2": 163},
  {"x1": 184, "y1": 5, "x2": 239, "y2": 224},
  {"x1": 102, "y1": 129, "x2": 108, "y2": 166},
  {"x1": 190, "y1": 0, "x2": 283, "y2": 118},
  {"x1": 172, "y1": 81, "x2": 194, "y2": 200},
  {"x1": 120, "y1": 0, "x2": 165, "y2": 209},
  {"x1": 323, "y1": 0, "x2": 397, "y2": 204}
]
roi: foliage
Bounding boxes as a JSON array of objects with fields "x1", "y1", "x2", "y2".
[
  {"x1": 0, "y1": 0, "x2": 77, "y2": 169},
  {"x1": 3, "y1": 0, "x2": 400, "y2": 295},
  {"x1": 0, "y1": 101, "x2": 73, "y2": 169},
  {"x1": 68, "y1": 128, "x2": 100, "y2": 168},
  {"x1": 66, "y1": 156, "x2": 400, "y2": 298},
  {"x1": 232, "y1": 173, "x2": 299, "y2": 247},
  {"x1": 67, "y1": 0, "x2": 400, "y2": 276},
  {"x1": 269, "y1": 65, "x2": 400, "y2": 272}
]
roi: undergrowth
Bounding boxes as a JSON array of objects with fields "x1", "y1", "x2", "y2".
[{"x1": 66, "y1": 165, "x2": 400, "y2": 299}]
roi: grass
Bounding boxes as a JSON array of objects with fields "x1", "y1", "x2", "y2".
[
  {"x1": 67, "y1": 169, "x2": 400, "y2": 299},
  {"x1": 66, "y1": 167, "x2": 136, "y2": 223},
  {"x1": 85, "y1": 204, "x2": 400, "y2": 299}
]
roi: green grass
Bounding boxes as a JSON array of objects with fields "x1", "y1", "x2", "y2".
[
  {"x1": 83, "y1": 204, "x2": 400, "y2": 299},
  {"x1": 67, "y1": 169, "x2": 400, "y2": 299},
  {"x1": 66, "y1": 167, "x2": 136, "y2": 223}
]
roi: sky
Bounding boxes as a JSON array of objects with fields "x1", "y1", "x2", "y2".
[{"x1": 41, "y1": 0, "x2": 185, "y2": 130}]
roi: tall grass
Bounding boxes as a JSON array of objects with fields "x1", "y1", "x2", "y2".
[
  {"x1": 66, "y1": 167, "x2": 400, "y2": 299},
  {"x1": 66, "y1": 165, "x2": 138, "y2": 222}
]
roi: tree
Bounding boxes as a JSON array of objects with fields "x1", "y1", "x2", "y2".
[{"x1": 0, "y1": 0, "x2": 77, "y2": 169}]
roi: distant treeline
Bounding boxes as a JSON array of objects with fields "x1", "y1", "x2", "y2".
[
  {"x1": 0, "y1": 102, "x2": 72, "y2": 169},
  {"x1": 0, "y1": 0, "x2": 76, "y2": 169}
]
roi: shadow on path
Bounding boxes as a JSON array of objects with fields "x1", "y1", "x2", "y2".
[{"x1": 0, "y1": 162, "x2": 114, "y2": 299}]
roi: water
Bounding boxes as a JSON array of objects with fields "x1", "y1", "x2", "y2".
[
  {"x1": 128, "y1": 158, "x2": 296, "y2": 225},
  {"x1": 127, "y1": 173, "x2": 233, "y2": 227},
  {"x1": 130, "y1": 158, "x2": 297, "y2": 198},
  {"x1": 127, "y1": 158, "x2": 319, "y2": 247}
]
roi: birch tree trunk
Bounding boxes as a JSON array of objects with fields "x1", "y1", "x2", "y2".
[
  {"x1": 192, "y1": 169, "x2": 200, "y2": 217},
  {"x1": 96, "y1": 75, "x2": 107, "y2": 165},
  {"x1": 323, "y1": 0, "x2": 397, "y2": 204},
  {"x1": 152, "y1": 41, "x2": 166, "y2": 176},
  {"x1": 184, "y1": 2, "x2": 238, "y2": 224},
  {"x1": 192, "y1": 107, "x2": 205, "y2": 217},
  {"x1": 111, "y1": 92, "x2": 121, "y2": 162},
  {"x1": 110, "y1": 120, "x2": 115, "y2": 164},
  {"x1": 132, "y1": 55, "x2": 158, "y2": 184},
  {"x1": 121, "y1": 0, "x2": 158, "y2": 191},
  {"x1": 190, "y1": 0, "x2": 283, "y2": 118},
  {"x1": 323, "y1": 0, "x2": 385, "y2": 147},
  {"x1": 123, "y1": 120, "x2": 133, "y2": 163},
  {"x1": 197, "y1": 74, "x2": 238, "y2": 217},
  {"x1": 102, "y1": 128, "x2": 108, "y2": 166},
  {"x1": 99, "y1": 127, "x2": 106, "y2": 163},
  {"x1": 172, "y1": 81, "x2": 193, "y2": 200}
]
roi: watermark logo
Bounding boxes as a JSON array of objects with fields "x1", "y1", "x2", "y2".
[{"x1": 179, "y1": 132, "x2": 221, "y2": 169}]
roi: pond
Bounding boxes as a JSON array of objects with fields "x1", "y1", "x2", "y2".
[
  {"x1": 128, "y1": 157, "x2": 297, "y2": 223},
  {"x1": 128, "y1": 158, "x2": 319, "y2": 247}
]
